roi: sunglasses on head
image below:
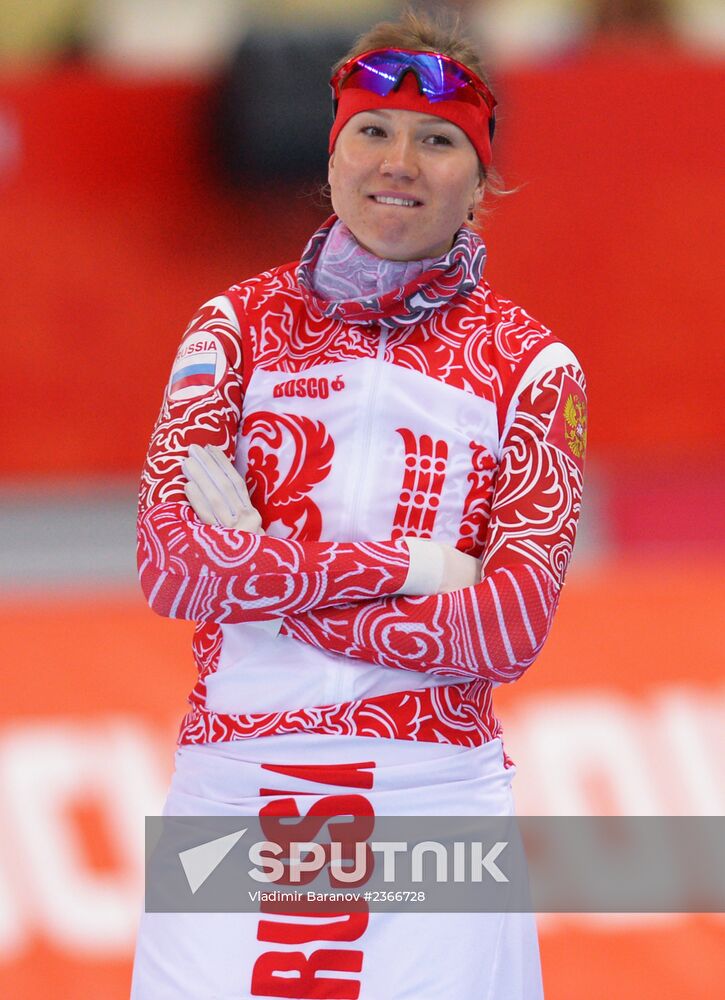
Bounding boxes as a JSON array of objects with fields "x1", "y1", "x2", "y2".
[{"x1": 330, "y1": 47, "x2": 497, "y2": 141}]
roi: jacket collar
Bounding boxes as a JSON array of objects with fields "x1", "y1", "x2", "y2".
[{"x1": 296, "y1": 214, "x2": 487, "y2": 329}]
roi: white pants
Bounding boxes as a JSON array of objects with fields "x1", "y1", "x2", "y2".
[{"x1": 131, "y1": 734, "x2": 544, "y2": 1000}]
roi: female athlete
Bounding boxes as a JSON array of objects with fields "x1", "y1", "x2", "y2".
[{"x1": 132, "y1": 10, "x2": 586, "y2": 999}]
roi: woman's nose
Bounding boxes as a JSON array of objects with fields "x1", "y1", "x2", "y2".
[{"x1": 379, "y1": 136, "x2": 419, "y2": 179}]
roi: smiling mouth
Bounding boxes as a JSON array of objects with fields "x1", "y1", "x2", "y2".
[{"x1": 370, "y1": 195, "x2": 422, "y2": 208}]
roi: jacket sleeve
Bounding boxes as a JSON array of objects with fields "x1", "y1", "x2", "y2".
[
  {"x1": 279, "y1": 363, "x2": 587, "y2": 682},
  {"x1": 137, "y1": 295, "x2": 411, "y2": 622}
]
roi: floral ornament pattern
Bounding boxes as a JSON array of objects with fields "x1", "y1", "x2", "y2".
[{"x1": 137, "y1": 217, "x2": 586, "y2": 755}]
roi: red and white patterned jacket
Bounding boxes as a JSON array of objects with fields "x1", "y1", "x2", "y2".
[{"x1": 137, "y1": 217, "x2": 587, "y2": 751}]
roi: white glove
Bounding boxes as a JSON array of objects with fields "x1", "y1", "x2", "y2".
[
  {"x1": 398, "y1": 538, "x2": 482, "y2": 596},
  {"x1": 182, "y1": 443, "x2": 263, "y2": 532},
  {"x1": 182, "y1": 443, "x2": 282, "y2": 636}
]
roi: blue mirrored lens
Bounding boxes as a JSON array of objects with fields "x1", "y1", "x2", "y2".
[{"x1": 353, "y1": 51, "x2": 472, "y2": 103}]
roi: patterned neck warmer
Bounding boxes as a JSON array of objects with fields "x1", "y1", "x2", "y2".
[
  {"x1": 311, "y1": 219, "x2": 438, "y2": 305},
  {"x1": 297, "y1": 214, "x2": 487, "y2": 329}
]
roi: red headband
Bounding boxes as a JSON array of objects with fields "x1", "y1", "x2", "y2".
[{"x1": 329, "y1": 64, "x2": 494, "y2": 167}]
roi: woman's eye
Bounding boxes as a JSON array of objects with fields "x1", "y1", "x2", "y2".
[
  {"x1": 361, "y1": 125, "x2": 386, "y2": 137},
  {"x1": 426, "y1": 134, "x2": 453, "y2": 146}
]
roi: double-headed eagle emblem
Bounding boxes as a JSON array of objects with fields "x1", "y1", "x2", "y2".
[{"x1": 564, "y1": 394, "x2": 587, "y2": 459}]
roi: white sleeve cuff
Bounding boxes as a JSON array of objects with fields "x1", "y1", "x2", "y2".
[{"x1": 397, "y1": 538, "x2": 444, "y2": 596}]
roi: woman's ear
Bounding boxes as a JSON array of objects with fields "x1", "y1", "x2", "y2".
[{"x1": 468, "y1": 177, "x2": 484, "y2": 219}]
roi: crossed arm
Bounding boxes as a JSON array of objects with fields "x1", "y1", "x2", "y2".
[
  {"x1": 139, "y1": 298, "x2": 585, "y2": 683},
  {"x1": 180, "y1": 364, "x2": 586, "y2": 683}
]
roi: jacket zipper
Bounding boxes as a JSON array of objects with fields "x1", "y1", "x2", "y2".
[
  {"x1": 335, "y1": 323, "x2": 389, "y2": 704},
  {"x1": 346, "y1": 323, "x2": 389, "y2": 539}
]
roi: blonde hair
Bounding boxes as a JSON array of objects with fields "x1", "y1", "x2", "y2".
[
  {"x1": 333, "y1": 7, "x2": 509, "y2": 213},
  {"x1": 332, "y1": 8, "x2": 489, "y2": 83}
]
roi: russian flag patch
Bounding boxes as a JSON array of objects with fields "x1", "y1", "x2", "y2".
[{"x1": 168, "y1": 334, "x2": 226, "y2": 401}]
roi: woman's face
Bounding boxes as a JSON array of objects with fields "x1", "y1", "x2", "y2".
[{"x1": 328, "y1": 107, "x2": 483, "y2": 262}]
